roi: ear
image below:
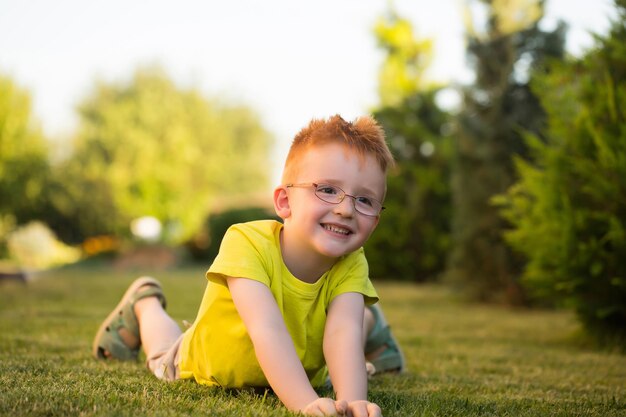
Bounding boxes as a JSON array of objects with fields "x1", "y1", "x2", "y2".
[{"x1": 273, "y1": 186, "x2": 291, "y2": 220}]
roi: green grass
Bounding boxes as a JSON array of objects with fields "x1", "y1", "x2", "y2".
[{"x1": 1, "y1": 265, "x2": 624, "y2": 416}]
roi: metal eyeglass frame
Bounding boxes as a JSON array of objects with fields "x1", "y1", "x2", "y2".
[{"x1": 285, "y1": 182, "x2": 385, "y2": 217}]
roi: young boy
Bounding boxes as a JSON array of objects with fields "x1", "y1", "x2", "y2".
[{"x1": 93, "y1": 115, "x2": 404, "y2": 417}]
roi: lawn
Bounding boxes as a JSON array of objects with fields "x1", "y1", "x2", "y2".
[{"x1": 1, "y1": 265, "x2": 624, "y2": 416}]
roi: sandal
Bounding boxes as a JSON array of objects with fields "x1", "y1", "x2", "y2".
[
  {"x1": 365, "y1": 304, "x2": 406, "y2": 374},
  {"x1": 92, "y1": 276, "x2": 166, "y2": 361}
]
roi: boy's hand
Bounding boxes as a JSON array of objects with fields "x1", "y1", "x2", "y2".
[
  {"x1": 346, "y1": 400, "x2": 382, "y2": 417},
  {"x1": 301, "y1": 398, "x2": 348, "y2": 416}
]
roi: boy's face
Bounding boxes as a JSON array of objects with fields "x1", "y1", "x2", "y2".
[{"x1": 277, "y1": 142, "x2": 386, "y2": 262}]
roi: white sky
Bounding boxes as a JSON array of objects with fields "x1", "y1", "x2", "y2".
[{"x1": 0, "y1": 0, "x2": 616, "y2": 185}]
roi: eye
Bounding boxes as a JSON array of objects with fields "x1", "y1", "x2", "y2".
[
  {"x1": 355, "y1": 196, "x2": 374, "y2": 207},
  {"x1": 317, "y1": 185, "x2": 339, "y2": 195}
]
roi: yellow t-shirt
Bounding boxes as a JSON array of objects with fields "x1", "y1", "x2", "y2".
[{"x1": 178, "y1": 219, "x2": 378, "y2": 388}]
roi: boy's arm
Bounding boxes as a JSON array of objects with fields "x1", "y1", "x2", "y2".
[
  {"x1": 227, "y1": 276, "x2": 346, "y2": 416},
  {"x1": 324, "y1": 292, "x2": 382, "y2": 417}
]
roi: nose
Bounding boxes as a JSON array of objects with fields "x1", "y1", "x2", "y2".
[{"x1": 333, "y1": 195, "x2": 356, "y2": 218}]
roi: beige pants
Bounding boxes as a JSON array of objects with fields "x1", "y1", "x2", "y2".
[{"x1": 146, "y1": 332, "x2": 185, "y2": 382}]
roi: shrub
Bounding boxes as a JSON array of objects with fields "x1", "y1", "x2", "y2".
[{"x1": 186, "y1": 207, "x2": 279, "y2": 262}]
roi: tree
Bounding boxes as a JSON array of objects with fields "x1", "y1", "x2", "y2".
[
  {"x1": 374, "y1": 11, "x2": 436, "y2": 107},
  {"x1": 51, "y1": 67, "x2": 272, "y2": 243},
  {"x1": 498, "y1": 0, "x2": 626, "y2": 344},
  {"x1": 0, "y1": 74, "x2": 50, "y2": 251},
  {"x1": 366, "y1": 11, "x2": 453, "y2": 281},
  {"x1": 446, "y1": 0, "x2": 566, "y2": 303}
]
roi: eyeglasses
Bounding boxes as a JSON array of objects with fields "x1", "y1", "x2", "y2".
[{"x1": 285, "y1": 182, "x2": 385, "y2": 217}]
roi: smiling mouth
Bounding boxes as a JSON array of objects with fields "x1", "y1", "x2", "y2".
[{"x1": 322, "y1": 224, "x2": 352, "y2": 235}]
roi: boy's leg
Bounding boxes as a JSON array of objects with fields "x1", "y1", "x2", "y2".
[
  {"x1": 363, "y1": 304, "x2": 405, "y2": 375},
  {"x1": 134, "y1": 294, "x2": 184, "y2": 380},
  {"x1": 135, "y1": 295, "x2": 181, "y2": 359}
]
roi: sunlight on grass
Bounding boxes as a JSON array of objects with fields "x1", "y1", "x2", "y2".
[{"x1": 1, "y1": 266, "x2": 624, "y2": 416}]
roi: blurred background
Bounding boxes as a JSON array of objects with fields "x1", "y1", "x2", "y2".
[{"x1": 1, "y1": 0, "x2": 624, "y2": 346}]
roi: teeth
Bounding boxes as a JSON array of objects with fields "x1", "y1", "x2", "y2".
[{"x1": 324, "y1": 224, "x2": 350, "y2": 235}]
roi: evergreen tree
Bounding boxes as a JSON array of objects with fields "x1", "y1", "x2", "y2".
[
  {"x1": 447, "y1": 0, "x2": 566, "y2": 303},
  {"x1": 499, "y1": 0, "x2": 626, "y2": 344}
]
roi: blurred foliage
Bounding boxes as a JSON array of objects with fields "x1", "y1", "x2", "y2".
[
  {"x1": 81, "y1": 235, "x2": 121, "y2": 257},
  {"x1": 0, "y1": 75, "x2": 51, "y2": 228},
  {"x1": 47, "y1": 67, "x2": 273, "y2": 244},
  {"x1": 0, "y1": 214, "x2": 16, "y2": 259},
  {"x1": 368, "y1": 94, "x2": 452, "y2": 282},
  {"x1": 186, "y1": 207, "x2": 279, "y2": 262},
  {"x1": 374, "y1": 12, "x2": 435, "y2": 107},
  {"x1": 7, "y1": 221, "x2": 81, "y2": 269},
  {"x1": 497, "y1": 0, "x2": 626, "y2": 344},
  {"x1": 366, "y1": 11, "x2": 452, "y2": 282},
  {"x1": 463, "y1": 0, "x2": 542, "y2": 39},
  {"x1": 446, "y1": 0, "x2": 567, "y2": 304}
]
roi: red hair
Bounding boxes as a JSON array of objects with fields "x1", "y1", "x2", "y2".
[{"x1": 282, "y1": 115, "x2": 394, "y2": 183}]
